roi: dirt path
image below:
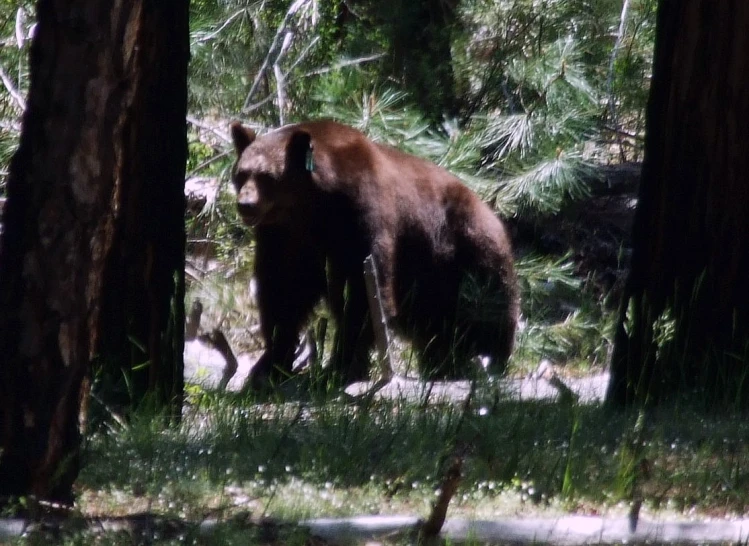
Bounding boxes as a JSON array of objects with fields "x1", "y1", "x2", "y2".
[
  {"x1": 302, "y1": 514, "x2": 749, "y2": 545},
  {"x1": 185, "y1": 339, "x2": 610, "y2": 404}
]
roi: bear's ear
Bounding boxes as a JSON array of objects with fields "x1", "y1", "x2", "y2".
[
  {"x1": 286, "y1": 130, "x2": 313, "y2": 174},
  {"x1": 230, "y1": 122, "x2": 256, "y2": 154}
]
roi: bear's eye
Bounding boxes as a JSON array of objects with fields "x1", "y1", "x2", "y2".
[
  {"x1": 254, "y1": 173, "x2": 275, "y2": 190},
  {"x1": 255, "y1": 173, "x2": 273, "y2": 185},
  {"x1": 233, "y1": 171, "x2": 250, "y2": 190}
]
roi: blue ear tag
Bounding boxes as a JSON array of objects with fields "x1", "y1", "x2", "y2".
[{"x1": 305, "y1": 146, "x2": 315, "y2": 172}]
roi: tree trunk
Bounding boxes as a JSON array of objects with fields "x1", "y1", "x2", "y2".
[
  {"x1": 607, "y1": 1, "x2": 749, "y2": 408},
  {"x1": 97, "y1": 1, "x2": 188, "y2": 417},
  {"x1": 388, "y1": 0, "x2": 459, "y2": 120},
  {"x1": 0, "y1": 0, "x2": 188, "y2": 504}
]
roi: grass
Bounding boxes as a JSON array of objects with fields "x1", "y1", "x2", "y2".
[{"x1": 61, "y1": 385, "x2": 749, "y2": 539}]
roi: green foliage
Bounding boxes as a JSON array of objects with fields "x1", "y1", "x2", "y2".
[
  {"x1": 0, "y1": 3, "x2": 32, "y2": 192},
  {"x1": 314, "y1": 85, "x2": 429, "y2": 147},
  {"x1": 472, "y1": 37, "x2": 601, "y2": 217},
  {"x1": 304, "y1": 30, "x2": 609, "y2": 220},
  {"x1": 487, "y1": 153, "x2": 594, "y2": 216},
  {"x1": 189, "y1": 2, "x2": 259, "y2": 113},
  {"x1": 606, "y1": 0, "x2": 658, "y2": 148},
  {"x1": 186, "y1": 136, "x2": 215, "y2": 173},
  {"x1": 513, "y1": 254, "x2": 612, "y2": 367},
  {"x1": 0, "y1": 127, "x2": 17, "y2": 188}
]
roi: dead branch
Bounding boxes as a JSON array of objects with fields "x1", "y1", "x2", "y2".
[
  {"x1": 186, "y1": 115, "x2": 231, "y2": 143},
  {"x1": 417, "y1": 381, "x2": 475, "y2": 543},
  {"x1": 242, "y1": 36, "x2": 319, "y2": 116},
  {"x1": 242, "y1": 94, "x2": 276, "y2": 114},
  {"x1": 183, "y1": 297, "x2": 238, "y2": 390},
  {"x1": 191, "y1": 8, "x2": 247, "y2": 45},
  {"x1": 363, "y1": 255, "x2": 393, "y2": 381},
  {"x1": 89, "y1": 392, "x2": 129, "y2": 432},
  {"x1": 185, "y1": 150, "x2": 232, "y2": 179},
  {"x1": 303, "y1": 52, "x2": 385, "y2": 77},
  {"x1": 185, "y1": 300, "x2": 204, "y2": 341},
  {"x1": 285, "y1": 35, "x2": 320, "y2": 76},
  {"x1": 602, "y1": 124, "x2": 644, "y2": 141},
  {"x1": 242, "y1": 0, "x2": 310, "y2": 110},
  {"x1": 0, "y1": 63, "x2": 26, "y2": 111},
  {"x1": 337, "y1": 255, "x2": 399, "y2": 404},
  {"x1": 606, "y1": 0, "x2": 632, "y2": 162},
  {"x1": 202, "y1": 330, "x2": 239, "y2": 390},
  {"x1": 15, "y1": 8, "x2": 26, "y2": 49},
  {"x1": 274, "y1": 30, "x2": 295, "y2": 125},
  {"x1": 419, "y1": 456, "x2": 463, "y2": 543}
]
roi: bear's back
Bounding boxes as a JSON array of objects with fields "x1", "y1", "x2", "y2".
[{"x1": 256, "y1": 120, "x2": 505, "y2": 248}]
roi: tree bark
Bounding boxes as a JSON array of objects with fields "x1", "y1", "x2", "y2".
[
  {"x1": 384, "y1": 0, "x2": 459, "y2": 120},
  {"x1": 97, "y1": 1, "x2": 188, "y2": 417},
  {"x1": 408, "y1": 1, "x2": 457, "y2": 119},
  {"x1": 607, "y1": 1, "x2": 749, "y2": 408},
  {"x1": 0, "y1": 0, "x2": 188, "y2": 504}
]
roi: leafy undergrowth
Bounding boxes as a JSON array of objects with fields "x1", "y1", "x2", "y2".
[{"x1": 68, "y1": 385, "x2": 749, "y2": 543}]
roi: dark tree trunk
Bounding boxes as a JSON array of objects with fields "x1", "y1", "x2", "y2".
[
  {"x1": 388, "y1": 0, "x2": 459, "y2": 120},
  {"x1": 607, "y1": 1, "x2": 749, "y2": 408},
  {"x1": 0, "y1": 0, "x2": 188, "y2": 504},
  {"x1": 97, "y1": 2, "x2": 188, "y2": 417},
  {"x1": 333, "y1": 0, "x2": 458, "y2": 121}
]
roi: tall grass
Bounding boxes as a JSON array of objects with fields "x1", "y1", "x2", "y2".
[{"x1": 77, "y1": 386, "x2": 749, "y2": 527}]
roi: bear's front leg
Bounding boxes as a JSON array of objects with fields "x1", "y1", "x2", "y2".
[
  {"x1": 243, "y1": 226, "x2": 327, "y2": 392},
  {"x1": 245, "y1": 323, "x2": 301, "y2": 391}
]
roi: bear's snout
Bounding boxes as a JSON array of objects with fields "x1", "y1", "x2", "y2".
[
  {"x1": 237, "y1": 181, "x2": 260, "y2": 207},
  {"x1": 236, "y1": 182, "x2": 266, "y2": 225}
]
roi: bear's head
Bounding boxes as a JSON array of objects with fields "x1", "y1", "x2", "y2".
[{"x1": 230, "y1": 122, "x2": 314, "y2": 226}]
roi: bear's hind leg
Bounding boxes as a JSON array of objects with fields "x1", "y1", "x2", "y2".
[{"x1": 329, "y1": 273, "x2": 374, "y2": 385}]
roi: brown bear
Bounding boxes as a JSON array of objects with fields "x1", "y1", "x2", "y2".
[{"x1": 230, "y1": 120, "x2": 519, "y2": 390}]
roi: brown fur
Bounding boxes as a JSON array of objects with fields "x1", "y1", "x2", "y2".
[{"x1": 230, "y1": 120, "x2": 519, "y2": 388}]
